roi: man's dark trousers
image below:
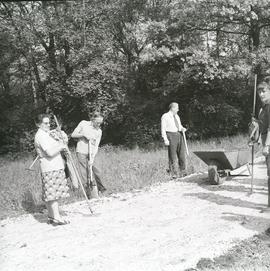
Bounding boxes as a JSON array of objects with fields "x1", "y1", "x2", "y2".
[
  {"x1": 76, "y1": 153, "x2": 106, "y2": 193},
  {"x1": 166, "y1": 132, "x2": 186, "y2": 176}
]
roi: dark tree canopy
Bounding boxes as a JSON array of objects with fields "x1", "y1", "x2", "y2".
[{"x1": 1, "y1": 0, "x2": 270, "y2": 152}]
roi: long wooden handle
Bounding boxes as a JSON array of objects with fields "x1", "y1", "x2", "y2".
[
  {"x1": 53, "y1": 114, "x2": 93, "y2": 214},
  {"x1": 183, "y1": 131, "x2": 189, "y2": 156},
  {"x1": 28, "y1": 156, "x2": 39, "y2": 169},
  {"x1": 253, "y1": 74, "x2": 257, "y2": 116},
  {"x1": 88, "y1": 141, "x2": 93, "y2": 183},
  {"x1": 250, "y1": 145, "x2": 254, "y2": 194},
  {"x1": 250, "y1": 74, "x2": 257, "y2": 194}
]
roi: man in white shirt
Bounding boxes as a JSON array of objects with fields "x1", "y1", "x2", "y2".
[
  {"x1": 161, "y1": 102, "x2": 187, "y2": 178},
  {"x1": 71, "y1": 112, "x2": 106, "y2": 198}
]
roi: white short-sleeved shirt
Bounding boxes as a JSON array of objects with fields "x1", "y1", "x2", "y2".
[
  {"x1": 161, "y1": 111, "x2": 183, "y2": 141},
  {"x1": 34, "y1": 128, "x2": 65, "y2": 173},
  {"x1": 72, "y1": 120, "x2": 102, "y2": 156}
]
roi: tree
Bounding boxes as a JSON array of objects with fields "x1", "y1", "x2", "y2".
[{"x1": 1, "y1": 0, "x2": 270, "y2": 152}]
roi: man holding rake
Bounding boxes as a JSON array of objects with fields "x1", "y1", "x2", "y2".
[
  {"x1": 72, "y1": 112, "x2": 106, "y2": 199},
  {"x1": 161, "y1": 102, "x2": 188, "y2": 179}
]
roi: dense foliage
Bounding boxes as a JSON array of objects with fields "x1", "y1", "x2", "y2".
[{"x1": 1, "y1": 0, "x2": 270, "y2": 152}]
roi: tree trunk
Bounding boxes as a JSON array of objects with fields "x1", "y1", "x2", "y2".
[
  {"x1": 250, "y1": 6, "x2": 260, "y2": 51},
  {"x1": 64, "y1": 39, "x2": 73, "y2": 77},
  {"x1": 216, "y1": 27, "x2": 220, "y2": 58},
  {"x1": 48, "y1": 33, "x2": 57, "y2": 70},
  {"x1": 30, "y1": 70, "x2": 38, "y2": 109},
  {"x1": 250, "y1": 23, "x2": 260, "y2": 50}
]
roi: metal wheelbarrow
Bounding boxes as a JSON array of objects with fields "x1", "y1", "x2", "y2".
[{"x1": 194, "y1": 149, "x2": 251, "y2": 184}]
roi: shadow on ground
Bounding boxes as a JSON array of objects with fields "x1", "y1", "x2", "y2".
[
  {"x1": 21, "y1": 190, "x2": 68, "y2": 223},
  {"x1": 221, "y1": 212, "x2": 270, "y2": 232},
  {"x1": 184, "y1": 197, "x2": 270, "y2": 271},
  {"x1": 184, "y1": 191, "x2": 265, "y2": 210},
  {"x1": 21, "y1": 190, "x2": 47, "y2": 223},
  {"x1": 181, "y1": 162, "x2": 268, "y2": 210},
  {"x1": 182, "y1": 163, "x2": 270, "y2": 270},
  {"x1": 196, "y1": 178, "x2": 268, "y2": 197},
  {"x1": 185, "y1": 231, "x2": 270, "y2": 271}
]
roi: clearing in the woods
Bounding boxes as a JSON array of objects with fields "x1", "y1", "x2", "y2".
[{"x1": 1, "y1": 157, "x2": 270, "y2": 271}]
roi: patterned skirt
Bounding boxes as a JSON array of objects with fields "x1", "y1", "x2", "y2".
[{"x1": 41, "y1": 169, "x2": 70, "y2": 202}]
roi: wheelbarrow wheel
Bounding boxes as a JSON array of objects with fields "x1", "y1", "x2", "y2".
[{"x1": 208, "y1": 164, "x2": 220, "y2": 185}]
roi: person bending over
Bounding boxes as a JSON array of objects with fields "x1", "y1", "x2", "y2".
[{"x1": 71, "y1": 112, "x2": 106, "y2": 199}]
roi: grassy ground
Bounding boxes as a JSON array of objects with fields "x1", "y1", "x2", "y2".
[
  {"x1": 0, "y1": 134, "x2": 254, "y2": 219},
  {"x1": 2, "y1": 134, "x2": 270, "y2": 270}
]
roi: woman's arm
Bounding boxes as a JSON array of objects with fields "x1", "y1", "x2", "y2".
[
  {"x1": 37, "y1": 133, "x2": 66, "y2": 158},
  {"x1": 45, "y1": 143, "x2": 66, "y2": 157}
]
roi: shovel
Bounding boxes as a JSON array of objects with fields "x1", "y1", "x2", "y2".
[{"x1": 88, "y1": 141, "x2": 99, "y2": 199}]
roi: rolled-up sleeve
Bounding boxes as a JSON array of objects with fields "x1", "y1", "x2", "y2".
[{"x1": 71, "y1": 121, "x2": 83, "y2": 138}]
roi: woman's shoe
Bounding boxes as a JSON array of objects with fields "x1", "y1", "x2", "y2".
[{"x1": 47, "y1": 216, "x2": 70, "y2": 226}]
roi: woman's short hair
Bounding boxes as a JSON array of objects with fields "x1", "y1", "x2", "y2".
[{"x1": 36, "y1": 114, "x2": 50, "y2": 125}]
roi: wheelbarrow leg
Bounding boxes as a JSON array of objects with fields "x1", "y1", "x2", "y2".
[
  {"x1": 208, "y1": 163, "x2": 220, "y2": 185},
  {"x1": 246, "y1": 163, "x2": 252, "y2": 176}
]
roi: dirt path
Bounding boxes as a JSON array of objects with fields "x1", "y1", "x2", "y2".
[{"x1": 1, "y1": 158, "x2": 270, "y2": 271}]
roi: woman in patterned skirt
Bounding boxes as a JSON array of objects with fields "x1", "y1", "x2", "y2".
[{"x1": 34, "y1": 114, "x2": 70, "y2": 226}]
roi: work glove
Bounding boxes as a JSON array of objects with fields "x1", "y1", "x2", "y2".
[{"x1": 248, "y1": 118, "x2": 260, "y2": 144}]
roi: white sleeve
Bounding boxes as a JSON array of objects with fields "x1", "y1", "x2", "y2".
[
  {"x1": 71, "y1": 121, "x2": 84, "y2": 138},
  {"x1": 161, "y1": 114, "x2": 168, "y2": 141},
  {"x1": 35, "y1": 133, "x2": 61, "y2": 158},
  {"x1": 36, "y1": 133, "x2": 54, "y2": 152}
]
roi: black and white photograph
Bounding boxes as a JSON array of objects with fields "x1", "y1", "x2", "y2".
[{"x1": 1, "y1": 0, "x2": 270, "y2": 270}]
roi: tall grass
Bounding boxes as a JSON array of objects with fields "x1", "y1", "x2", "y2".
[{"x1": 0, "y1": 134, "x2": 253, "y2": 219}]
